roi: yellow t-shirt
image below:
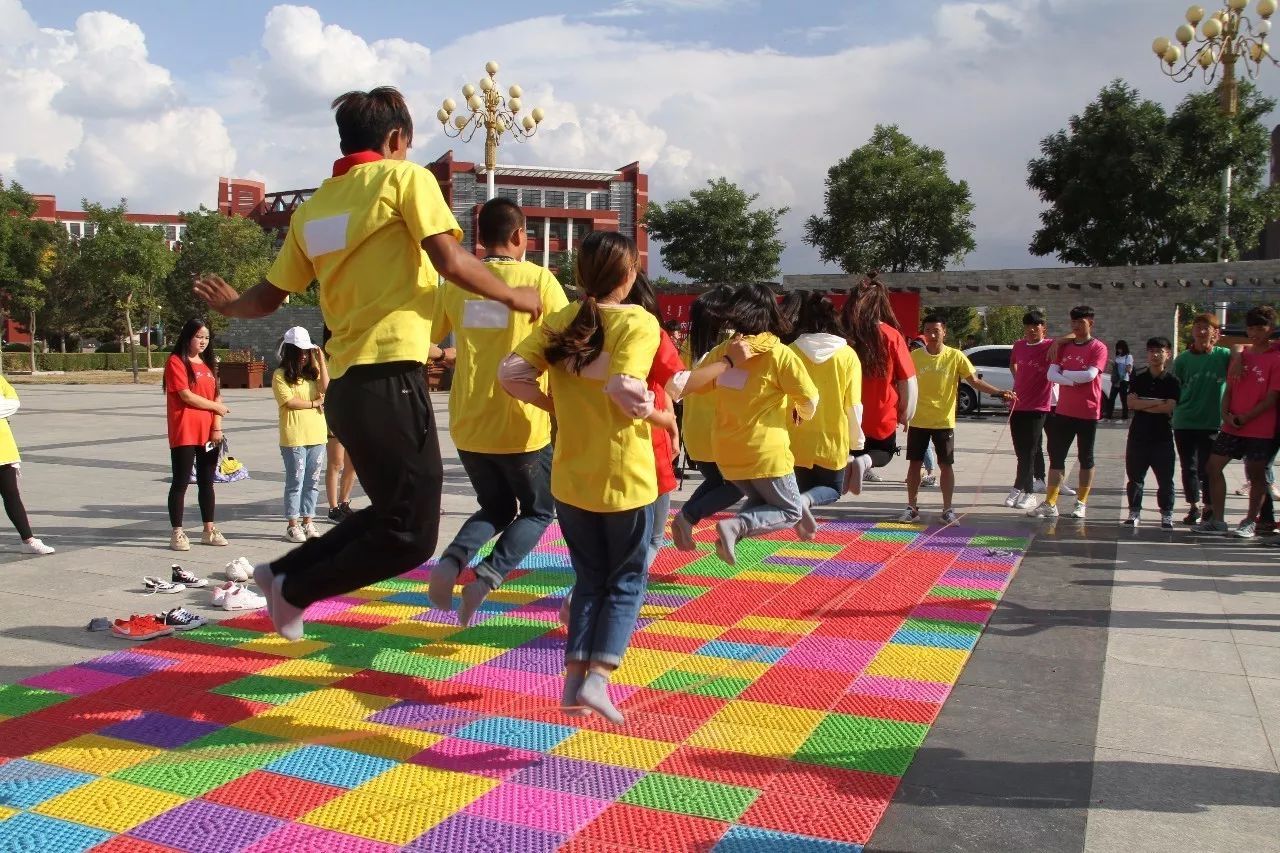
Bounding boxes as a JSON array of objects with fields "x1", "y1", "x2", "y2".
[
  {"x1": 910, "y1": 345, "x2": 975, "y2": 430},
  {"x1": 678, "y1": 341, "x2": 717, "y2": 464},
  {"x1": 432, "y1": 259, "x2": 568, "y2": 453},
  {"x1": 515, "y1": 303, "x2": 659, "y2": 513},
  {"x1": 703, "y1": 335, "x2": 819, "y2": 481},
  {"x1": 0, "y1": 377, "x2": 19, "y2": 465},
  {"x1": 789, "y1": 338, "x2": 862, "y2": 471},
  {"x1": 273, "y1": 369, "x2": 328, "y2": 447},
  {"x1": 266, "y1": 159, "x2": 463, "y2": 379}
]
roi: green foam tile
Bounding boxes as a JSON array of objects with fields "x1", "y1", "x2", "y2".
[
  {"x1": 649, "y1": 670, "x2": 706, "y2": 692},
  {"x1": 364, "y1": 577, "x2": 424, "y2": 593},
  {"x1": 929, "y1": 585, "x2": 1001, "y2": 601},
  {"x1": 114, "y1": 755, "x2": 251, "y2": 796},
  {"x1": 674, "y1": 557, "x2": 741, "y2": 578},
  {"x1": 184, "y1": 624, "x2": 264, "y2": 647},
  {"x1": 620, "y1": 772, "x2": 759, "y2": 821},
  {"x1": 304, "y1": 624, "x2": 422, "y2": 650},
  {"x1": 808, "y1": 713, "x2": 928, "y2": 749},
  {"x1": 647, "y1": 582, "x2": 713, "y2": 599},
  {"x1": 0, "y1": 684, "x2": 71, "y2": 716},
  {"x1": 901, "y1": 618, "x2": 983, "y2": 637},
  {"x1": 211, "y1": 675, "x2": 319, "y2": 705},
  {"x1": 688, "y1": 676, "x2": 751, "y2": 699},
  {"x1": 369, "y1": 650, "x2": 470, "y2": 681},
  {"x1": 303, "y1": 645, "x2": 385, "y2": 669},
  {"x1": 794, "y1": 735, "x2": 917, "y2": 777},
  {"x1": 445, "y1": 622, "x2": 552, "y2": 650},
  {"x1": 967, "y1": 535, "x2": 1028, "y2": 550},
  {"x1": 777, "y1": 541, "x2": 843, "y2": 554},
  {"x1": 182, "y1": 728, "x2": 294, "y2": 769},
  {"x1": 860, "y1": 531, "x2": 917, "y2": 543},
  {"x1": 732, "y1": 539, "x2": 782, "y2": 566}
]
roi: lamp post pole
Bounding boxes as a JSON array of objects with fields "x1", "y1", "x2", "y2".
[{"x1": 438, "y1": 61, "x2": 545, "y2": 201}]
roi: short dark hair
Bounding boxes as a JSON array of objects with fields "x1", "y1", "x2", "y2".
[
  {"x1": 1146, "y1": 336, "x2": 1172, "y2": 350},
  {"x1": 1023, "y1": 310, "x2": 1045, "y2": 326},
  {"x1": 921, "y1": 313, "x2": 945, "y2": 327},
  {"x1": 330, "y1": 87, "x2": 413, "y2": 155},
  {"x1": 478, "y1": 198, "x2": 525, "y2": 248},
  {"x1": 1192, "y1": 312, "x2": 1220, "y2": 329},
  {"x1": 730, "y1": 283, "x2": 791, "y2": 337},
  {"x1": 1069, "y1": 305, "x2": 1095, "y2": 321},
  {"x1": 1246, "y1": 305, "x2": 1277, "y2": 328}
]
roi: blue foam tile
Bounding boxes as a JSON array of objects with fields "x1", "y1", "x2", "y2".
[
  {"x1": 452, "y1": 716, "x2": 578, "y2": 753},
  {"x1": 889, "y1": 629, "x2": 978, "y2": 650},
  {"x1": 0, "y1": 812, "x2": 113, "y2": 853},
  {"x1": 0, "y1": 759, "x2": 95, "y2": 808},
  {"x1": 698, "y1": 640, "x2": 789, "y2": 664},
  {"x1": 714, "y1": 826, "x2": 864, "y2": 852},
  {"x1": 383, "y1": 591, "x2": 434, "y2": 607},
  {"x1": 264, "y1": 744, "x2": 397, "y2": 788}
]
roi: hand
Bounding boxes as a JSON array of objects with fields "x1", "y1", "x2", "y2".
[
  {"x1": 666, "y1": 423, "x2": 679, "y2": 453},
  {"x1": 505, "y1": 286, "x2": 542, "y2": 321},
  {"x1": 210, "y1": 428, "x2": 223, "y2": 439},
  {"x1": 1002, "y1": 390, "x2": 1017, "y2": 406},
  {"x1": 213, "y1": 402, "x2": 230, "y2": 416},
  {"x1": 727, "y1": 337, "x2": 753, "y2": 368},
  {"x1": 442, "y1": 347, "x2": 457, "y2": 367},
  {"x1": 192, "y1": 274, "x2": 239, "y2": 316}
]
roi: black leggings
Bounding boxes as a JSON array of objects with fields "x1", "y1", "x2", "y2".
[
  {"x1": 0, "y1": 465, "x2": 32, "y2": 541},
  {"x1": 169, "y1": 444, "x2": 217, "y2": 528},
  {"x1": 1009, "y1": 411, "x2": 1048, "y2": 493},
  {"x1": 1105, "y1": 381, "x2": 1130, "y2": 420}
]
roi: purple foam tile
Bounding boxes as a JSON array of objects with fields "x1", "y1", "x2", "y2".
[
  {"x1": 368, "y1": 701, "x2": 475, "y2": 733},
  {"x1": 509, "y1": 754, "x2": 643, "y2": 800},
  {"x1": 942, "y1": 568, "x2": 1011, "y2": 582},
  {"x1": 132, "y1": 800, "x2": 283, "y2": 852},
  {"x1": 851, "y1": 674, "x2": 951, "y2": 703},
  {"x1": 302, "y1": 596, "x2": 365, "y2": 619},
  {"x1": 101, "y1": 711, "x2": 222, "y2": 749},
  {"x1": 20, "y1": 666, "x2": 133, "y2": 696},
  {"x1": 411, "y1": 609, "x2": 466, "y2": 625},
  {"x1": 811, "y1": 561, "x2": 883, "y2": 580},
  {"x1": 818, "y1": 520, "x2": 875, "y2": 533},
  {"x1": 410, "y1": 737, "x2": 542, "y2": 779},
  {"x1": 763, "y1": 556, "x2": 826, "y2": 567},
  {"x1": 936, "y1": 575, "x2": 1006, "y2": 591},
  {"x1": 242, "y1": 825, "x2": 396, "y2": 853},
  {"x1": 81, "y1": 652, "x2": 177, "y2": 678},
  {"x1": 522, "y1": 634, "x2": 567, "y2": 652},
  {"x1": 643, "y1": 593, "x2": 697, "y2": 609},
  {"x1": 506, "y1": 602, "x2": 562, "y2": 622},
  {"x1": 911, "y1": 604, "x2": 990, "y2": 624},
  {"x1": 407, "y1": 813, "x2": 564, "y2": 853},
  {"x1": 449, "y1": 664, "x2": 556, "y2": 695},
  {"x1": 486, "y1": 647, "x2": 565, "y2": 675}
]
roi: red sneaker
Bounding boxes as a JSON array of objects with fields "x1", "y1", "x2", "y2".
[{"x1": 110, "y1": 614, "x2": 175, "y2": 641}]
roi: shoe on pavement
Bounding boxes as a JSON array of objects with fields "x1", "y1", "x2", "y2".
[
  {"x1": 920, "y1": 474, "x2": 938, "y2": 488},
  {"x1": 143, "y1": 576, "x2": 185, "y2": 594},
  {"x1": 170, "y1": 529, "x2": 190, "y2": 552},
  {"x1": 1028, "y1": 503, "x2": 1059, "y2": 519},
  {"x1": 201, "y1": 528, "x2": 228, "y2": 547},
  {"x1": 171, "y1": 565, "x2": 208, "y2": 588},
  {"x1": 302, "y1": 522, "x2": 321, "y2": 540},
  {"x1": 20, "y1": 538, "x2": 54, "y2": 555},
  {"x1": 1004, "y1": 488, "x2": 1022, "y2": 508},
  {"x1": 1161, "y1": 514, "x2": 1175, "y2": 530},
  {"x1": 211, "y1": 581, "x2": 239, "y2": 607},
  {"x1": 224, "y1": 557, "x2": 252, "y2": 583},
  {"x1": 283, "y1": 525, "x2": 307, "y2": 544},
  {"x1": 1014, "y1": 493, "x2": 1037, "y2": 510},
  {"x1": 1070, "y1": 502, "x2": 1087, "y2": 520},
  {"x1": 221, "y1": 585, "x2": 268, "y2": 612},
  {"x1": 864, "y1": 469, "x2": 882, "y2": 483},
  {"x1": 158, "y1": 607, "x2": 206, "y2": 631},
  {"x1": 939, "y1": 508, "x2": 959, "y2": 524},
  {"x1": 1233, "y1": 521, "x2": 1257, "y2": 540},
  {"x1": 671, "y1": 513, "x2": 696, "y2": 551},
  {"x1": 1234, "y1": 483, "x2": 1250, "y2": 497},
  {"x1": 111, "y1": 615, "x2": 174, "y2": 641},
  {"x1": 894, "y1": 507, "x2": 921, "y2": 523},
  {"x1": 1190, "y1": 519, "x2": 1230, "y2": 535},
  {"x1": 1032, "y1": 478, "x2": 1047, "y2": 493},
  {"x1": 1182, "y1": 507, "x2": 1201, "y2": 526},
  {"x1": 327, "y1": 506, "x2": 345, "y2": 522},
  {"x1": 1061, "y1": 483, "x2": 1077, "y2": 496},
  {"x1": 1122, "y1": 511, "x2": 1139, "y2": 527}
]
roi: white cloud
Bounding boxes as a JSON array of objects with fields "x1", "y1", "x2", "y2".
[{"x1": 592, "y1": 0, "x2": 751, "y2": 17}]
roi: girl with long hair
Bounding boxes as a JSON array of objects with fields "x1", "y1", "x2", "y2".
[
  {"x1": 1106, "y1": 339, "x2": 1134, "y2": 421},
  {"x1": 273, "y1": 327, "x2": 329, "y2": 543},
  {"x1": 789, "y1": 291, "x2": 864, "y2": 530},
  {"x1": 163, "y1": 319, "x2": 229, "y2": 550},
  {"x1": 695, "y1": 282, "x2": 819, "y2": 565},
  {"x1": 838, "y1": 272, "x2": 916, "y2": 474}
]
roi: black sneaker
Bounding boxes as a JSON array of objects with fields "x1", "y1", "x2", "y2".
[
  {"x1": 171, "y1": 565, "x2": 208, "y2": 588},
  {"x1": 158, "y1": 607, "x2": 206, "y2": 631},
  {"x1": 1182, "y1": 508, "x2": 1201, "y2": 526},
  {"x1": 339, "y1": 501, "x2": 354, "y2": 519}
]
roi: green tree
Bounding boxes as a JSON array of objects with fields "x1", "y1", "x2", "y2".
[
  {"x1": 1028, "y1": 79, "x2": 1280, "y2": 264},
  {"x1": 977, "y1": 306, "x2": 1030, "y2": 346},
  {"x1": 554, "y1": 249, "x2": 578, "y2": 295},
  {"x1": 165, "y1": 207, "x2": 275, "y2": 340},
  {"x1": 0, "y1": 180, "x2": 63, "y2": 373},
  {"x1": 805, "y1": 125, "x2": 976, "y2": 274},
  {"x1": 645, "y1": 178, "x2": 788, "y2": 282}
]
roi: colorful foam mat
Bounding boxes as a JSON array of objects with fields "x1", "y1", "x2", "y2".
[{"x1": 0, "y1": 515, "x2": 1028, "y2": 852}]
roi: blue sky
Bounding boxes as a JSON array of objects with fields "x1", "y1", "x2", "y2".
[{"x1": 4, "y1": 0, "x2": 1279, "y2": 277}]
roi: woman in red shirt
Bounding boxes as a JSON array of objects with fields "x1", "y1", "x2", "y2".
[{"x1": 164, "y1": 319, "x2": 230, "y2": 551}]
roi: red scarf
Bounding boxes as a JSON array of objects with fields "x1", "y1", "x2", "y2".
[{"x1": 332, "y1": 151, "x2": 383, "y2": 177}]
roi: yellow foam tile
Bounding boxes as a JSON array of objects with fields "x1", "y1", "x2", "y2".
[
  {"x1": 686, "y1": 719, "x2": 809, "y2": 759},
  {"x1": 864, "y1": 644, "x2": 967, "y2": 684},
  {"x1": 276, "y1": 688, "x2": 401, "y2": 721},
  {"x1": 486, "y1": 589, "x2": 540, "y2": 605},
  {"x1": 413, "y1": 643, "x2": 506, "y2": 666},
  {"x1": 376, "y1": 621, "x2": 461, "y2": 643},
  {"x1": 237, "y1": 636, "x2": 330, "y2": 659},
  {"x1": 357, "y1": 764, "x2": 496, "y2": 808},
  {"x1": 679, "y1": 654, "x2": 769, "y2": 680},
  {"x1": 33, "y1": 778, "x2": 187, "y2": 832},
  {"x1": 256, "y1": 659, "x2": 362, "y2": 686},
  {"x1": 734, "y1": 570, "x2": 801, "y2": 585},
  {"x1": 237, "y1": 709, "x2": 379, "y2": 746},
  {"x1": 551, "y1": 729, "x2": 676, "y2": 771},
  {"x1": 880, "y1": 521, "x2": 923, "y2": 531},
  {"x1": 302, "y1": 790, "x2": 452, "y2": 844},
  {"x1": 348, "y1": 601, "x2": 429, "y2": 621},
  {"x1": 641, "y1": 621, "x2": 723, "y2": 640},
  {"x1": 31, "y1": 735, "x2": 162, "y2": 775},
  {"x1": 0, "y1": 806, "x2": 18, "y2": 822},
  {"x1": 772, "y1": 547, "x2": 839, "y2": 558},
  {"x1": 342, "y1": 726, "x2": 444, "y2": 761},
  {"x1": 345, "y1": 586, "x2": 393, "y2": 600},
  {"x1": 711, "y1": 700, "x2": 826, "y2": 735},
  {"x1": 735, "y1": 616, "x2": 821, "y2": 635},
  {"x1": 639, "y1": 604, "x2": 678, "y2": 619}
]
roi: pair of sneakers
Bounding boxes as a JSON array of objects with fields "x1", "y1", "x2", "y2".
[
  {"x1": 327, "y1": 502, "x2": 354, "y2": 522},
  {"x1": 111, "y1": 608, "x2": 205, "y2": 640},
  {"x1": 1027, "y1": 501, "x2": 1087, "y2": 519},
  {"x1": 170, "y1": 528, "x2": 228, "y2": 551},
  {"x1": 210, "y1": 581, "x2": 268, "y2": 611},
  {"x1": 284, "y1": 522, "x2": 321, "y2": 544},
  {"x1": 895, "y1": 507, "x2": 959, "y2": 524},
  {"x1": 1122, "y1": 511, "x2": 1175, "y2": 529},
  {"x1": 143, "y1": 565, "x2": 208, "y2": 594},
  {"x1": 1004, "y1": 489, "x2": 1038, "y2": 511}
]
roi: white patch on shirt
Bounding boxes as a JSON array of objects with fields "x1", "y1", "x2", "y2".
[
  {"x1": 580, "y1": 351, "x2": 612, "y2": 382},
  {"x1": 717, "y1": 367, "x2": 749, "y2": 390},
  {"x1": 462, "y1": 300, "x2": 511, "y2": 329},
  {"x1": 302, "y1": 213, "x2": 350, "y2": 259}
]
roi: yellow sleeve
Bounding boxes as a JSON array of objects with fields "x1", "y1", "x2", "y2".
[
  {"x1": 513, "y1": 321, "x2": 553, "y2": 372},
  {"x1": 430, "y1": 285, "x2": 454, "y2": 345},
  {"x1": 540, "y1": 270, "x2": 570, "y2": 316},
  {"x1": 265, "y1": 223, "x2": 315, "y2": 294},
  {"x1": 956, "y1": 349, "x2": 976, "y2": 380},
  {"x1": 688, "y1": 341, "x2": 728, "y2": 396},
  {"x1": 399, "y1": 165, "x2": 463, "y2": 245},
  {"x1": 846, "y1": 349, "x2": 862, "y2": 407},
  {"x1": 271, "y1": 369, "x2": 293, "y2": 409},
  {"x1": 611, "y1": 312, "x2": 660, "y2": 380},
  {"x1": 0, "y1": 377, "x2": 16, "y2": 401},
  {"x1": 777, "y1": 346, "x2": 819, "y2": 403}
]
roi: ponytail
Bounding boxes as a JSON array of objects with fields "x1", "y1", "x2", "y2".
[{"x1": 545, "y1": 296, "x2": 607, "y2": 375}]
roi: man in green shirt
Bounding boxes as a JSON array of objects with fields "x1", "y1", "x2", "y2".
[{"x1": 1172, "y1": 313, "x2": 1232, "y2": 525}]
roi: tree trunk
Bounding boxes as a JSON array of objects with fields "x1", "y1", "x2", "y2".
[
  {"x1": 145, "y1": 304, "x2": 154, "y2": 370},
  {"x1": 28, "y1": 311, "x2": 36, "y2": 374},
  {"x1": 124, "y1": 293, "x2": 139, "y2": 384}
]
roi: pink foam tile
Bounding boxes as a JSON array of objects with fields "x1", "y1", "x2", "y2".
[
  {"x1": 303, "y1": 596, "x2": 366, "y2": 619},
  {"x1": 506, "y1": 601, "x2": 564, "y2": 622},
  {"x1": 464, "y1": 782, "x2": 610, "y2": 834},
  {"x1": 410, "y1": 737, "x2": 543, "y2": 779},
  {"x1": 242, "y1": 824, "x2": 397, "y2": 853},
  {"x1": 936, "y1": 575, "x2": 1007, "y2": 591},
  {"x1": 909, "y1": 605, "x2": 990, "y2": 625},
  {"x1": 850, "y1": 675, "x2": 952, "y2": 704},
  {"x1": 450, "y1": 664, "x2": 557, "y2": 695},
  {"x1": 539, "y1": 545, "x2": 572, "y2": 557},
  {"x1": 780, "y1": 637, "x2": 882, "y2": 674},
  {"x1": 21, "y1": 665, "x2": 133, "y2": 695}
]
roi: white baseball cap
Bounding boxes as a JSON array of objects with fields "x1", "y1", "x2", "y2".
[{"x1": 278, "y1": 326, "x2": 318, "y2": 358}]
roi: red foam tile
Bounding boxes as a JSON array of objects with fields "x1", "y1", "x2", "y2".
[
  {"x1": 630, "y1": 631, "x2": 707, "y2": 654},
  {"x1": 22, "y1": 695, "x2": 145, "y2": 733},
  {"x1": 161, "y1": 690, "x2": 271, "y2": 725},
  {"x1": 91, "y1": 837, "x2": 181, "y2": 853},
  {"x1": 833, "y1": 693, "x2": 941, "y2": 726},
  {"x1": 577, "y1": 802, "x2": 730, "y2": 852},
  {"x1": 624, "y1": 689, "x2": 725, "y2": 721},
  {"x1": 311, "y1": 609, "x2": 399, "y2": 629},
  {"x1": 0, "y1": 718, "x2": 79, "y2": 758},
  {"x1": 203, "y1": 769, "x2": 347, "y2": 819},
  {"x1": 576, "y1": 710, "x2": 704, "y2": 743},
  {"x1": 717, "y1": 628, "x2": 807, "y2": 648},
  {"x1": 763, "y1": 764, "x2": 899, "y2": 807},
  {"x1": 217, "y1": 612, "x2": 274, "y2": 632},
  {"x1": 920, "y1": 597, "x2": 997, "y2": 614},
  {"x1": 657, "y1": 745, "x2": 788, "y2": 789},
  {"x1": 811, "y1": 615, "x2": 904, "y2": 642},
  {"x1": 331, "y1": 671, "x2": 450, "y2": 703},
  {"x1": 740, "y1": 789, "x2": 883, "y2": 845}
]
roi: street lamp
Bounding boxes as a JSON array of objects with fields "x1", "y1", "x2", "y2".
[
  {"x1": 437, "y1": 61, "x2": 545, "y2": 200},
  {"x1": 1152, "y1": 1, "x2": 1279, "y2": 263}
]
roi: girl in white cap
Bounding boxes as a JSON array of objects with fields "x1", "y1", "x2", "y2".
[{"x1": 273, "y1": 327, "x2": 329, "y2": 542}]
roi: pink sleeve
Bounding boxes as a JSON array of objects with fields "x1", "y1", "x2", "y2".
[
  {"x1": 606, "y1": 375, "x2": 655, "y2": 419},
  {"x1": 1269, "y1": 355, "x2": 1280, "y2": 392},
  {"x1": 498, "y1": 354, "x2": 550, "y2": 407},
  {"x1": 1094, "y1": 342, "x2": 1109, "y2": 372}
]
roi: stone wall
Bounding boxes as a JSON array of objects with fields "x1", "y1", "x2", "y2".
[{"x1": 225, "y1": 306, "x2": 324, "y2": 363}]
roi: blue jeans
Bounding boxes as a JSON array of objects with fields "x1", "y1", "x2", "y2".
[
  {"x1": 443, "y1": 446, "x2": 555, "y2": 590},
  {"x1": 731, "y1": 474, "x2": 804, "y2": 536},
  {"x1": 647, "y1": 492, "x2": 672, "y2": 570},
  {"x1": 558, "y1": 500, "x2": 653, "y2": 667},
  {"x1": 795, "y1": 465, "x2": 843, "y2": 508},
  {"x1": 281, "y1": 445, "x2": 324, "y2": 520},
  {"x1": 681, "y1": 461, "x2": 742, "y2": 524}
]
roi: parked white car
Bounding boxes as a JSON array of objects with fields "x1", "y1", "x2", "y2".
[{"x1": 960, "y1": 345, "x2": 1112, "y2": 416}]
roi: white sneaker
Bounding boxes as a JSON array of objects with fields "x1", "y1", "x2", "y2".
[
  {"x1": 1004, "y1": 488, "x2": 1022, "y2": 508},
  {"x1": 1122, "y1": 511, "x2": 1140, "y2": 527},
  {"x1": 1032, "y1": 478, "x2": 1047, "y2": 493},
  {"x1": 211, "y1": 581, "x2": 239, "y2": 606},
  {"x1": 895, "y1": 507, "x2": 921, "y2": 523},
  {"x1": 1233, "y1": 521, "x2": 1257, "y2": 540},
  {"x1": 920, "y1": 474, "x2": 938, "y2": 488},
  {"x1": 1028, "y1": 503, "x2": 1059, "y2": 519},
  {"x1": 284, "y1": 525, "x2": 307, "y2": 544},
  {"x1": 221, "y1": 585, "x2": 268, "y2": 611},
  {"x1": 1070, "y1": 502, "x2": 1087, "y2": 519},
  {"x1": 1061, "y1": 483, "x2": 1077, "y2": 496},
  {"x1": 865, "y1": 469, "x2": 882, "y2": 483},
  {"x1": 224, "y1": 557, "x2": 252, "y2": 583},
  {"x1": 1014, "y1": 493, "x2": 1037, "y2": 510},
  {"x1": 20, "y1": 538, "x2": 54, "y2": 555},
  {"x1": 1161, "y1": 514, "x2": 1175, "y2": 530},
  {"x1": 939, "y1": 509, "x2": 959, "y2": 524},
  {"x1": 302, "y1": 522, "x2": 321, "y2": 539}
]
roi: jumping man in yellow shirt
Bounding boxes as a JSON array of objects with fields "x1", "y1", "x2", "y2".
[{"x1": 194, "y1": 86, "x2": 542, "y2": 641}]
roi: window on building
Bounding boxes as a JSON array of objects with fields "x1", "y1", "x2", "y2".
[
  {"x1": 84, "y1": 223, "x2": 97, "y2": 238},
  {"x1": 591, "y1": 192, "x2": 611, "y2": 210},
  {"x1": 497, "y1": 187, "x2": 519, "y2": 203},
  {"x1": 67, "y1": 222, "x2": 82, "y2": 238},
  {"x1": 566, "y1": 191, "x2": 586, "y2": 209},
  {"x1": 548, "y1": 222, "x2": 567, "y2": 241},
  {"x1": 521, "y1": 189, "x2": 542, "y2": 207},
  {"x1": 544, "y1": 190, "x2": 565, "y2": 208},
  {"x1": 165, "y1": 225, "x2": 177, "y2": 241}
]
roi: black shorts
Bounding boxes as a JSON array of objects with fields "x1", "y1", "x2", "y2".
[
  {"x1": 855, "y1": 433, "x2": 899, "y2": 468},
  {"x1": 906, "y1": 427, "x2": 956, "y2": 466},
  {"x1": 1046, "y1": 414, "x2": 1098, "y2": 470},
  {"x1": 1211, "y1": 432, "x2": 1276, "y2": 462}
]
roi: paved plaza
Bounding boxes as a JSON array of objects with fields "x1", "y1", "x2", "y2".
[{"x1": 0, "y1": 383, "x2": 1274, "y2": 852}]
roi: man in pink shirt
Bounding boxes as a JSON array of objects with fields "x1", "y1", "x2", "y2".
[
  {"x1": 1007, "y1": 310, "x2": 1053, "y2": 511},
  {"x1": 1194, "y1": 305, "x2": 1280, "y2": 538},
  {"x1": 1028, "y1": 305, "x2": 1108, "y2": 520}
]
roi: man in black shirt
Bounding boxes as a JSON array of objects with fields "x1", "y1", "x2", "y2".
[{"x1": 1124, "y1": 337, "x2": 1182, "y2": 529}]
